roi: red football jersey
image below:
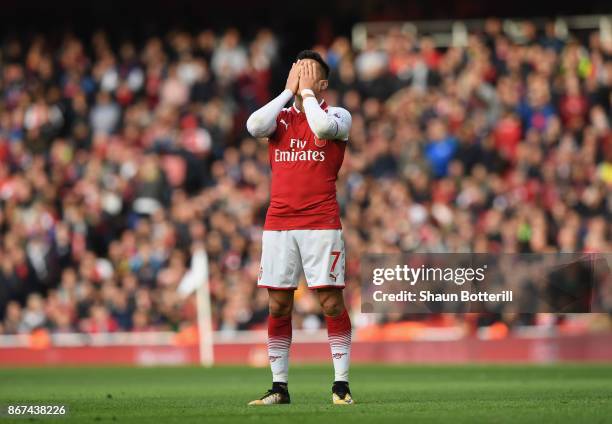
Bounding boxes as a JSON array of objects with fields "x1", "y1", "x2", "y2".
[{"x1": 264, "y1": 102, "x2": 346, "y2": 230}]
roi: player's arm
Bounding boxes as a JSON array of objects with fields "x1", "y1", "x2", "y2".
[
  {"x1": 246, "y1": 62, "x2": 300, "y2": 138},
  {"x1": 302, "y1": 100, "x2": 352, "y2": 141},
  {"x1": 299, "y1": 62, "x2": 352, "y2": 141}
]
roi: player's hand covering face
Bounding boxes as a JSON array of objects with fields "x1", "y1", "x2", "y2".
[
  {"x1": 285, "y1": 62, "x2": 301, "y2": 94},
  {"x1": 298, "y1": 60, "x2": 328, "y2": 95}
]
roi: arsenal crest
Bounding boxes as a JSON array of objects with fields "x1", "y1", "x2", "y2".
[{"x1": 314, "y1": 137, "x2": 327, "y2": 148}]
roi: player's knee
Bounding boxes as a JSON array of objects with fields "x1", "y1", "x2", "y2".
[
  {"x1": 269, "y1": 298, "x2": 293, "y2": 317},
  {"x1": 319, "y1": 294, "x2": 344, "y2": 317}
]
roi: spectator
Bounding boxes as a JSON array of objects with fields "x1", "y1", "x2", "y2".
[{"x1": 424, "y1": 118, "x2": 458, "y2": 177}]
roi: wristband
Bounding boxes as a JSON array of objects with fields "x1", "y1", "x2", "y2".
[{"x1": 300, "y1": 89, "x2": 315, "y2": 98}]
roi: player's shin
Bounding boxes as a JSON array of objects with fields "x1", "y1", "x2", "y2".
[
  {"x1": 267, "y1": 314, "x2": 292, "y2": 383},
  {"x1": 325, "y1": 308, "x2": 351, "y2": 382}
]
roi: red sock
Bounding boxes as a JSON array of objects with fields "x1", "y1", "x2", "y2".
[
  {"x1": 268, "y1": 315, "x2": 292, "y2": 383},
  {"x1": 325, "y1": 309, "x2": 351, "y2": 382}
]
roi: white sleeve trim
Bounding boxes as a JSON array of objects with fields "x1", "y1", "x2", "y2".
[
  {"x1": 302, "y1": 97, "x2": 352, "y2": 141},
  {"x1": 246, "y1": 89, "x2": 294, "y2": 138}
]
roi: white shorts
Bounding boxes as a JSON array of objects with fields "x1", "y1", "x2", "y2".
[{"x1": 258, "y1": 229, "x2": 345, "y2": 290}]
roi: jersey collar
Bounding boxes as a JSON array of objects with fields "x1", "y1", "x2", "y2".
[{"x1": 292, "y1": 99, "x2": 327, "y2": 113}]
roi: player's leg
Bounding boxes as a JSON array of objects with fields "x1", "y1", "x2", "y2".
[
  {"x1": 316, "y1": 288, "x2": 354, "y2": 405},
  {"x1": 266, "y1": 289, "x2": 293, "y2": 392},
  {"x1": 249, "y1": 289, "x2": 295, "y2": 405},
  {"x1": 249, "y1": 230, "x2": 300, "y2": 406},
  {"x1": 297, "y1": 229, "x2": 354, "y2": 404}
]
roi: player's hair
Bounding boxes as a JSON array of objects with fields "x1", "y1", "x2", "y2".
[{"x1": 296, "y1": 50, "x2": 330, "y2": 79}]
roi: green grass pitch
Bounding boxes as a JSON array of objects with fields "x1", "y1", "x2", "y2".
[{"x1": 0, "y1": 364, "x2": 611, "y2": 423}]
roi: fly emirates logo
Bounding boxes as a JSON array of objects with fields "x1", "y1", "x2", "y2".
[{"x1": 274, "y1": 138, "x2": 326, "y2": 162}]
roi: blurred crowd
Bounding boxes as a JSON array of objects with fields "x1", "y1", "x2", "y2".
[{"x1": 0, "y1": 19, "x2": 611, "y2": 337}]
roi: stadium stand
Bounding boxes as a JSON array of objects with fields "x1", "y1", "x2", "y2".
[{"x1": 0, "y1": 19, "x2": 611, "y2": 343}]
